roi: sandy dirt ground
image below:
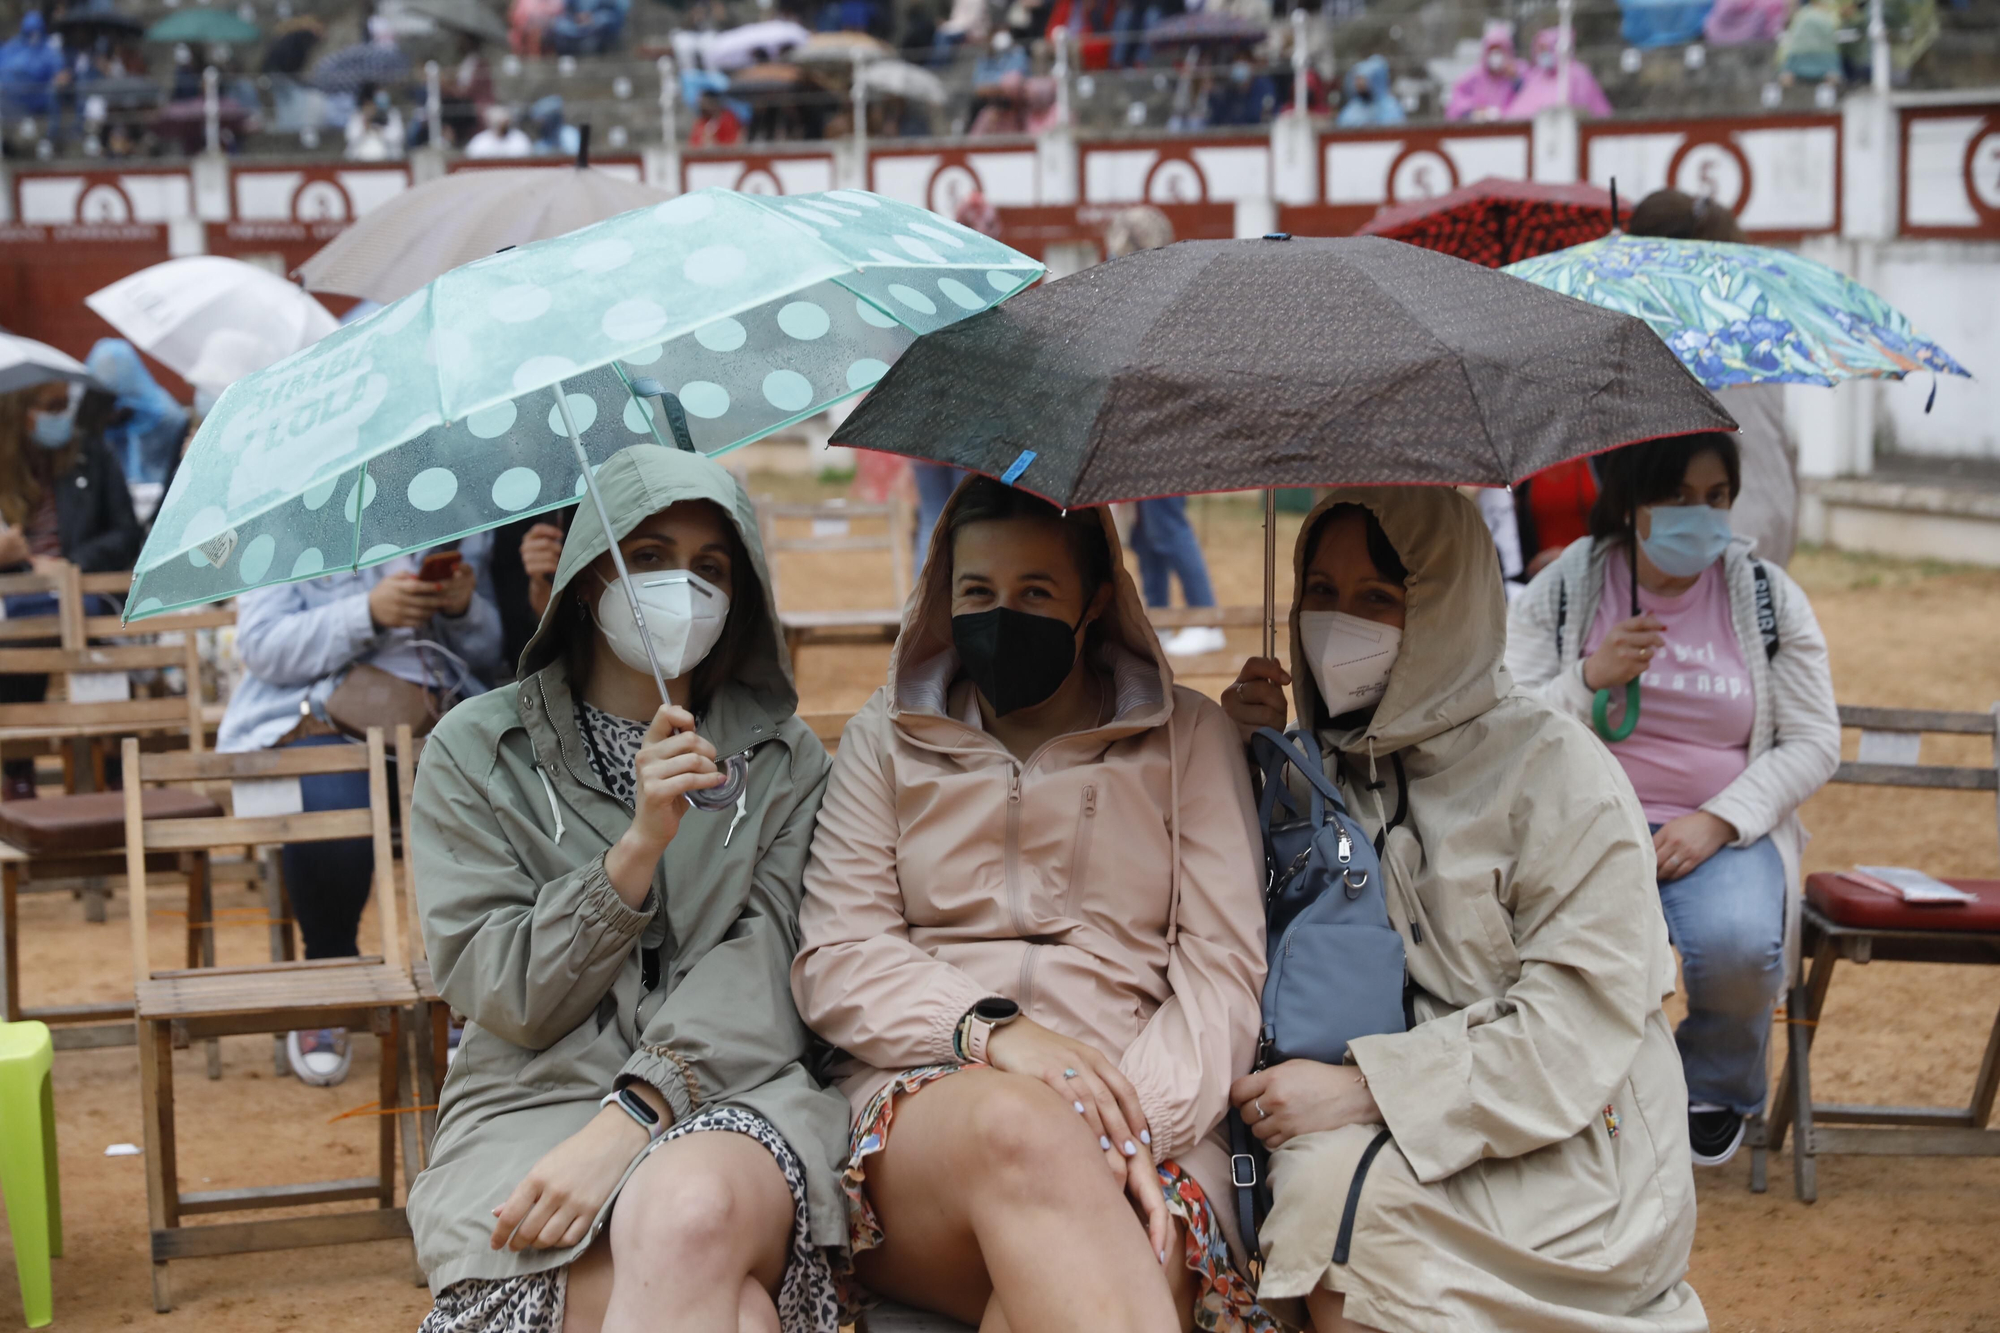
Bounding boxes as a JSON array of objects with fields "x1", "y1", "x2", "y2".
[{"x1": 5, "y1": 487, "x2": 1999, "y2": 1332}]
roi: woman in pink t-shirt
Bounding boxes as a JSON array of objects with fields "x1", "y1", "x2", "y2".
[{"x1": 1506, "y1": 433, "x2": 1839, "y2": 1172}]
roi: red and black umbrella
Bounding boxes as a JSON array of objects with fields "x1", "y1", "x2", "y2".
[{"x1": 1360, "y1": 177, "x2": 1614, "y2": 268}]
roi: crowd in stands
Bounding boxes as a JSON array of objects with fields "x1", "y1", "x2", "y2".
[{"x1": 0, "y1": 0, "x2": 1971, "y2": 158}]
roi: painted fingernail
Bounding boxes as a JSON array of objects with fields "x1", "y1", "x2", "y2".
[
  {"x1": 1123, "y1": 1140, "x2": 1137, "y2": 1156},
  {"x1": 1074, "y1": 1100, "x2": 1086, "y2": 1114},
  {"x1": 1100, "y1": 1135, "x2": 1113, "y2": 1151},
  {"x1": 1140, "y1": 1129, "x2": 1152, "y2": 1145}
]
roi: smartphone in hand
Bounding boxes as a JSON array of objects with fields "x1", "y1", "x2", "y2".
[{"x1": 416, "y1": 550, "x2": 463, "y2": 584}]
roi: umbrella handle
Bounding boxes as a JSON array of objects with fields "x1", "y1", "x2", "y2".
[
  {"x1": 1592, "y1": 680, "x2": 1640, "y2": 743},
  {"x1": 552, "y1": 381, "x2": 741, "y2": 813}
]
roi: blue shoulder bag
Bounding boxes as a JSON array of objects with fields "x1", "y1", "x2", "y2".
[{"x1": 1230, "y1": 726, "x2": 1407, "y2": 1270}]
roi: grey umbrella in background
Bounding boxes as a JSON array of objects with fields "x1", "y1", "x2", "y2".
[
  {"x1": 297, "y1": 166, "x2": 669, "y2": 302},
  {"x1": 403, "y1": 0, "x2": 510, "y2": 46},
  {"x1": 310, "y1": 40, "x2": 412, "y2": 95},
  {"x1": 0, "y1": 333, "x2": 105, "y2": 395},
  {"x1": 832, "y1": 234, "x2": 1739, "y2": 651}
]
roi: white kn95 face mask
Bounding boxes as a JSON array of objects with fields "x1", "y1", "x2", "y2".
[
  {"x1": 1298, "y1": 610, "x2": 1402, "y2": 714},
  {"x1": 595, "y1": 570, "x2": 730, "y2": 680}
]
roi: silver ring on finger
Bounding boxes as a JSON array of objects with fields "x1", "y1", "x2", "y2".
[
  {"x1": 1256, "y1": 1098, "x2": 1268, "y2": 1122},
  {"x1": 1063, "y1": 1067, "x2": 1078, "y2": 1080}
]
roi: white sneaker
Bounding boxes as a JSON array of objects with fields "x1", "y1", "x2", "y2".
[
  {"x1": 287, "y1": 1027, "x2": 352, "y2": 1087},
  {"x1": 1162, "y1": 626, "x2": 1227, "y2": 657}
]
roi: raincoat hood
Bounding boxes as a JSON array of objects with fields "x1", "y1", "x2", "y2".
[
  {"x1": 1344, "y1": 53, "x2": 1392, "y2": 100},
  {"x1": 1290, "y1": 486, "x2": 1509, "y2": 756},
  {"x1": 889, "y1": 477, "x2": 1173, "y2": 736},
  {"x1": 518, "y1": 444, "x2": 797, "y2": 719},
  {"x1": 1444, "y1": 22, "x2": 1519, "y2": 120}
]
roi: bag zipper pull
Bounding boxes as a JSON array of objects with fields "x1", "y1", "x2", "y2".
[
  {"x1": 1254, "y1": 1023, "x2": 1275, "y2": 1071},
  {"x1": 1336, "y1": 829, "x2": 1352, "y2": 865}
]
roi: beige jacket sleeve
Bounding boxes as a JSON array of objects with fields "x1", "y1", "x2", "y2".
[
  {"x1": 791, "y1": 699, "x2": 991, "y2": 1069},
  {"x1": 1348, "y1": 742, "x2": 1662, "y2": 1184},
  {"x1": 1117, "y1": 693, "x2": 1269, "y2": 1162}
]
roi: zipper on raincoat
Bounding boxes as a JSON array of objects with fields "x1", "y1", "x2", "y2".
[
  {"x1": 1003, "y1": 766, "x2": 1027, "y2": 937},
  {"x1": 1333, "y1": 1128, "x2": 1394, "y2": 1265},
  {"x1": 1062, "y1": 783, "x2": 1097, "y2": 913}
]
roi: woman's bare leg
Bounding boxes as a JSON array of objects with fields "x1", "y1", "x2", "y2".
[
  {"x1": 559, "y1": 1131, "x2": 795, "y2": 1333},
  {"x1": 1306, "y1": 1288, "x2": 1385, "y2": 1333},
  {"x1": 852, "y1": 1068, "x2": 1183, "y2": 1333}
]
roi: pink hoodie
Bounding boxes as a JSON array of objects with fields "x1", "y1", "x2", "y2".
[
  {"x1": 1503, "y1": 26, "x2": 1613, "y2": 120},
  {"x1": 1446, "y1": 22, "x2": 1520, "y2": 121}
]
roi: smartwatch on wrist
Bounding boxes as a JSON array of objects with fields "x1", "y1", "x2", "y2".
[
  {"x1": 957, "y1": 995, "x2": 1021, "y2": 1064},
  {"x1": 599, "y1": 1086, "x2": 668, "y2": 1142}
]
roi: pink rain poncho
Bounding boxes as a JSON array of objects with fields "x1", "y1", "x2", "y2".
[
  {"x1": 1503, "y1": 26, "x2": 1612, "y2": 120},
  {"x1": 1446, "y1": 22, "x2": 1519, "y2": 121}
]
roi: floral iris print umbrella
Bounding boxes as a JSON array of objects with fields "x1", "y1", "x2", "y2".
[
  {"x1": 125, "y1": 187, "x2": 1044, "y2": 622},
  {"x1": 1503, "y1": 233, "x2": 1968, "y2": 392}
]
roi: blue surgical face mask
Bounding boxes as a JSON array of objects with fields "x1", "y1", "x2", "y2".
[
  {"x1": 29, "y1": 407, "x2": 74, "y2": 450},
  {"x1": 1639, "y1": 503, "x2": 1732, "y2": 577}
]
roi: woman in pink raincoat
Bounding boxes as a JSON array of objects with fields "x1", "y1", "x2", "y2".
[{"x1": 1504, "y1": 26, "x2": 1613, "y2": 119}]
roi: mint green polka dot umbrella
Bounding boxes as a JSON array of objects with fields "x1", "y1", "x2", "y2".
[{"x1": 125, "y1": 187, "x2": 1044, "y2": 624}]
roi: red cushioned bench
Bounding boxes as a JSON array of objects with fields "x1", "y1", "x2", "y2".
[{"x1": 1752, "y1": 705, "x2": 2000, "y2": 1203}]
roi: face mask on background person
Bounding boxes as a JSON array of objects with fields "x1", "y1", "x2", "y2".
[
  {"x1": 1639, "y1": 504, "x2": 1733, "y2": 578},
  {"x1": 595, "y1": 570, "x2": 730, "y2": 680},
  {"x1": 953, "y1": 604, "x2": 1085, "y2": 717},
  {"x1": 28, "y1": 404, "x2": 74, "y2": 450},
  {"x1": 1485, "y1": 49, "x2": 1509, "y2": 73},
  {"x1": 1231, "y1": 59, "x2": 1253, "y2": 85},
  {"x1": 1299, "y1": 610, "x2": 1402, "y2": 714}
]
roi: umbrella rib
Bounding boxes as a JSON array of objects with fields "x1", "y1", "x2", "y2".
[{"x1": 1347, "y1": 257, "x2": 1508, "y2": 483}]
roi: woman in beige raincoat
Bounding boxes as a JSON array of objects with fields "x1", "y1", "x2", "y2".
[
  {"x1": 792, "y1": 476, "x2": 1269, "y2": 1332},
  {"x1": 407, "y1": 446, "x2": 850, "y2": 1333},
  {"x1": 1222, "y1": 487, "x2": 1705, "y2": 1333}
]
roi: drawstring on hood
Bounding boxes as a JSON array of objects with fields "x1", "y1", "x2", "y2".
[{"x1": 535, "y1": 766, "x2": 566, "y2": 844}]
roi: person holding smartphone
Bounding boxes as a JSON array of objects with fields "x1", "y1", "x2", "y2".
[{"x1": 216, "y1": 535, "x2": 502, "y2": 1085}]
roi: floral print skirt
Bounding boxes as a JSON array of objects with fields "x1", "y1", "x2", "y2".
[
  {"x1": 842, "y1": 1063, "x2": 1277, "y2": 1333},
  {"x1": 418, "y1": 1106, "x2": 838, "y2": 1333}
]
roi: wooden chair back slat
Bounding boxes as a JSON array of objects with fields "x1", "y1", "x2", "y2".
[
  {"x1": 0, "y1": 697, "x2": 190, "y2": 729},
  {"x1": 145, "y1": 744, "x2": 371, "y2": 783},
  {"x1": 0, "y1": 645, "x2": 187, "y2": 674},
  {"x1": 142, "y1": 810, "x2": 375, "y2": 852},
  {"x1": 1828, "y1": 705, "x2": 2000, "y2": 795},
  {"x1": 123, "y1": 730, "x2": 402, "y2": 982},
  {"x1": 394, "y1": 725, "x2": 427, "y2": 966},
  {"x1": 77, "y1": 572, "x2": 133, "y2": 597}
]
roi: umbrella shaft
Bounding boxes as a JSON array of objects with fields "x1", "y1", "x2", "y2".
[
  {"x1": 554, "y1": 381, "x2": 673, "y2": 708},
  {"x1": 1262, "y1": 488, "x2": 1277, "y2": 661}
]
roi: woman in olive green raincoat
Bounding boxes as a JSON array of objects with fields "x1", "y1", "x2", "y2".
[{"x1": 406, "y1": 445, "x2": 850, "y2": 1333}]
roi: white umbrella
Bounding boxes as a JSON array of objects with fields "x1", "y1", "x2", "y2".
[
  {"x1": 862, "y1": 58, "x2": 949, "y2": 104},
  {"x1": 0, "y1": 331, "x2": 104, "y2": 395},
  {"x1": 696, "y1": 19, "x2": 810, "y2": 71},
  {"x1": 85, "y1": 257, "x2": 338, "y2": 392}
]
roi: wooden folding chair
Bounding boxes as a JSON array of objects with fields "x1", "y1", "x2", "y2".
[
  {"x1": 1750, "y1": 704, "x2": 2000, "y2": 1202},
  {"x1": 122, "y1": 731, "x2": 418, "y2": 1311},
  {"x1": 758, "y1": 495, "x2": 913, "y2": 655},
  {"x1": 0, "y1": 634, "x2": 220, "y2": 1047}
]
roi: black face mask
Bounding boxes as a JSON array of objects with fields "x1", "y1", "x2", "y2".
[{"x1": 951, "y1": 605, "x2": 1084, "y2": 718}]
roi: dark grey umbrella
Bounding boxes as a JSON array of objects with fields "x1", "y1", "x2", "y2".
[
  {"x1": 834, "y1": 235, "x2": 1736, "y2": 507},
  {"x1": 832, "y1": 234, "x2": 1737, "y2": 651},
  {"x1": 404, "y1": 0, "x2": 510, "y2": 46}
]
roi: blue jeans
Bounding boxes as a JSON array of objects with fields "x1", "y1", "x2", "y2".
[
  {"x1": 281, "y1": 735, "x2": 376, "y2": 960},
  {"x1": 1653, "y1": 828, "x2": 1786, "y2": 1115},
  {"x1": 911, "y1": 462, "x2": 964, "y2": 578},
  {"x1": 1131, "y1": 497, "x2": 1216, "y2": 610}
]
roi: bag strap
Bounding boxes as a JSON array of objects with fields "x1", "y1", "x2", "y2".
[
  {"x1": 1750, "y1": 557, "x2": 1779, "y2": 662},
  {"x1": 1253, "y1": 726, "x2": 1350, "y2": 815},
  {"x1": 1227, "y1": 1108, "x2": 1265, "y2": 1278},
  {"x1": 1556, "y1": 578, "x2": 1569, "y2": 659}
]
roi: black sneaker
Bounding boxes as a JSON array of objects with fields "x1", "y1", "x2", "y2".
[{"x1": 1688, "y1": 1104, "x2": 1745, "y2": 1166}]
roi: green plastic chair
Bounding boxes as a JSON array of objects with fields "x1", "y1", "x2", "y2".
[{"x1": 0, "y1": 1020, "x2": 59, "y2": 1328}]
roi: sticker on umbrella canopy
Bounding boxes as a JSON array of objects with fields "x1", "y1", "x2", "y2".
[{"x1": 129, "y1": 188, "x2": 1044, "y2": 617}]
